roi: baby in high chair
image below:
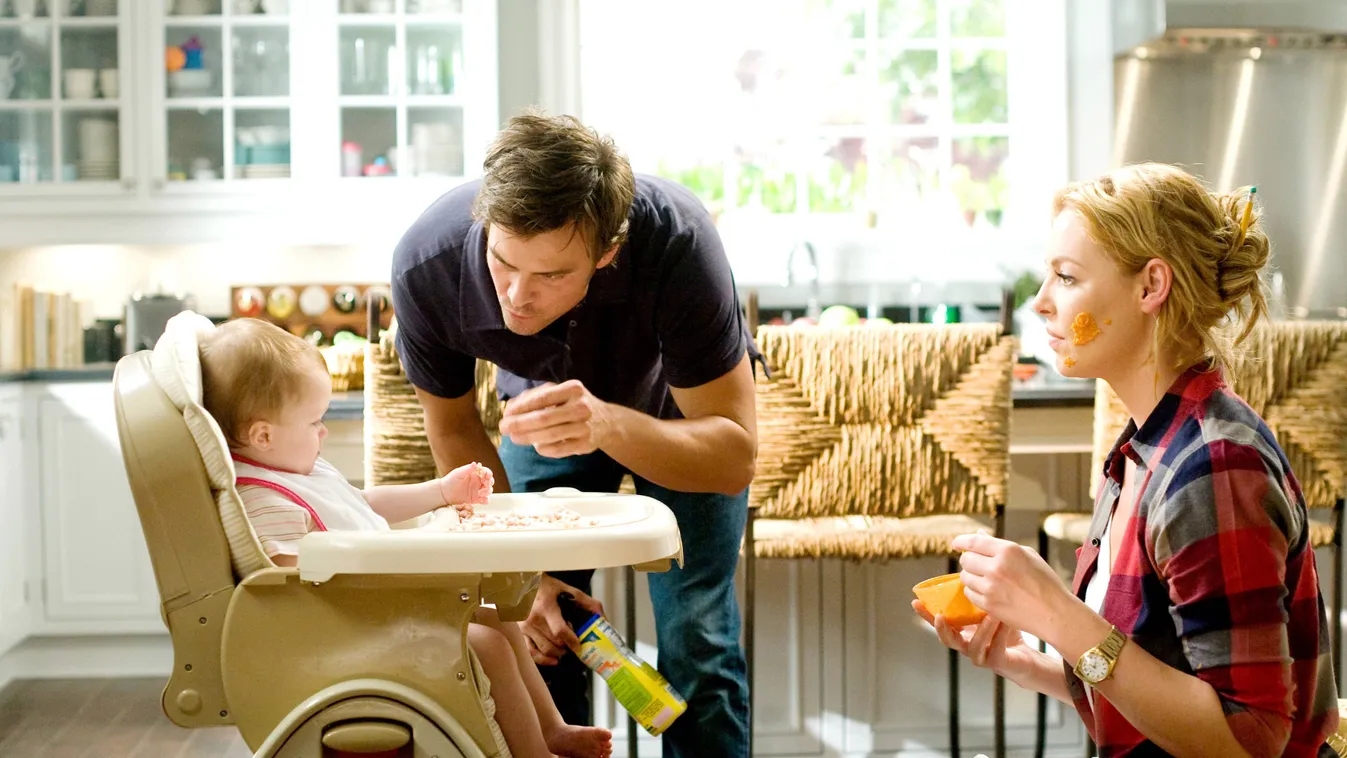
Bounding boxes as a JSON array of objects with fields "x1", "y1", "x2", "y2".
[{"x1": 199, "y1": 317, "x2": 612, "y2": 758}]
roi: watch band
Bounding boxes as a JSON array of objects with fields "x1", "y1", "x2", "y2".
[{"x1": 1098, "y1": 625, "x2": 1127, "y2": 660}]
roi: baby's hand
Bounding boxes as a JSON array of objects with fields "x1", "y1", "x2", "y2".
[{"x1": 439, "y1": 462, "x2": 493, "y2": 509}]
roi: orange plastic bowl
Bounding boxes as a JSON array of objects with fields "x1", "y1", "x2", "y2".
[{"x1": 913, "y1": 572, "x2": 987, "y2": 628}]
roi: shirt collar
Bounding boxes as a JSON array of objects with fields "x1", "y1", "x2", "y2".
[
  {"x1": 459, "y1": 228, "x2": 632, "y2": 332},
  {"x1": 1102, "y1": 361, "x2": 1226, "y2": 482}
]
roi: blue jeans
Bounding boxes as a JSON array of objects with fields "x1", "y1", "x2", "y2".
[{"x1": 499, "y1": 438, "x2": 750, "y2": 758}]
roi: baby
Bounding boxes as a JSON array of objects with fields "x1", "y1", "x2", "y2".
[{"x1": 200, "y1": 317, "x2": 611, "y2": 758}]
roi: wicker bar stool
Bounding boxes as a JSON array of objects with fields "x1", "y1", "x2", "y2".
[
  {"x1": 745, "y1": 323, "x2": 1017, "y2": 758},
  {"x1": 1033, "y1": 321, "x2": 1347, "y2": 758}
]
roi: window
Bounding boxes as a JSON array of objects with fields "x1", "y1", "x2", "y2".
[{"x1": 579, "y1": 0, "x2": 1065, "y2": 250}]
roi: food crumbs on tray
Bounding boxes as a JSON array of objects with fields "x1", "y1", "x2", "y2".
[
  {"x1": 1063, "y1": 356, "x2": 1077, "y2": 368},
  {"x1": 1071, "y1": 312, "x2": 1102, "y2": 345}
]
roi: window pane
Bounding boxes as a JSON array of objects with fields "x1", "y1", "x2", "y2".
[
  {"x1": 659, "y1": 160, "x2": 726, "y2": 215},
  {"x1": 806, "y1": 0, "x2": 866, "y2": 40},
  {"x1": 735, "y1": 141, "x2": 797, "y2": 213},
  {"x1": 951, "y1": 48, "x2": 1007, "y2": 124},
  {"x1": 879, "y1": 49, "x2": 938, "y2": 124},
  {"x1": 807, "y1": 136, "x2": 866, "y2": 213},
  {"x1": 950, "y1": 0, "x2": 1005, "y2": 37},
  {"x1": 803, "y1": 44, "x2": 867, "y2": 125},
  {"x1": 951, "y1": 136, "x2": 1009, "y2": 225},
  {"x1": 878, "y1": 0, "x2": 936, "y2": 38},
  {"x1": 877, "y1": 136, "x2": 939, "y2": 210}
]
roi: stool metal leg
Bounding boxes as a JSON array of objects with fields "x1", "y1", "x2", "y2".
[
  {"x1": 993, "y1": 505, "x2": 1006, "y2": 758},
  {"x1": 948, "y1": 555, "x2": 961, "y2": 758},
  {"x1": 626, "y1": 566, "x2": 638, "y2": 758},
  {"x1": 1035, "y1": 527, "x2": 1049, "y2": 758},
  {"x1": 1334, "y1": 498, "x2": 1344, "y2": 691},
  {"x1": 745, "y1": 505, "x2": 757, "y2": 758}
]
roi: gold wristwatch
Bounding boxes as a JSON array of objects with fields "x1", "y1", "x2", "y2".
[{"x1": 1074, "y1": 625, "x2": 1127, "y2": 686}]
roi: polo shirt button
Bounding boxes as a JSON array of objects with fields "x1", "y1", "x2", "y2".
[{"x1": 569, "y1": 320, "x2": 577, "y2": 327}]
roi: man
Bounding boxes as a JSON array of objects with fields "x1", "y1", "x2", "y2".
[{"x1": 390, "y1": 111, "x2": 757, "y2": 758}]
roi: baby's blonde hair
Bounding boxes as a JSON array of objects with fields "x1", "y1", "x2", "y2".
[
  {"x1": 1053, "y1": 162, "x2": 1271, "y2": 372},
  {"x1": 200, "y1": 318, "x2": 328, "y2": 447}
]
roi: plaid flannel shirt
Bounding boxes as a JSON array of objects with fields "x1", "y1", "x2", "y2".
[{"x1": 1065, "y1": 364, "x2": 1339, "y2": 756}]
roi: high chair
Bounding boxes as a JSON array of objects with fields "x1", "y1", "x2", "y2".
[
  {"x1": 744, "y1": 323, "x2": 1017, "y2": 758},
  {"x1": 113, "y1": 312, "x2": 684, "y2": 757},
  {"x1": 1033, "y1": 320, "x2": 1347, "y2": 758}
]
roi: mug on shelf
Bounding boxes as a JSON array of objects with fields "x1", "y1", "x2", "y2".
[
  {"x1": 64, "y1": 68, "x2": 97, "y2": 99},
  {"x1": 0, "y1": 51, "x2": 24, "y2": 100},
  {"x1": 99, "y1": 68, "x2": 118, "y2": 98}
]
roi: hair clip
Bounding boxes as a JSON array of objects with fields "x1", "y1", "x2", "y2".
[{"x1": 1234, "y1": 186, "x2": 1257, "y2": 248}]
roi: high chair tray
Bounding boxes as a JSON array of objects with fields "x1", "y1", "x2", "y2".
[{"x1": 297, "y1": 489, "x2": 683, "y2": 581}]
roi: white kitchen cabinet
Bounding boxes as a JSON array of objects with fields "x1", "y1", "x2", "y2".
[
  {"x1": 0, "y1": 0, "x2": 499, "y2": 246},
  {"x1": 0, "y1": 384, "x2": 30, "y2": 656},
  {"x1": 0, "y1": 0, "x2": 136, "y2": 193},
  {"x1": 36, "y1": 382, "x2": 161, "y2": 633}
]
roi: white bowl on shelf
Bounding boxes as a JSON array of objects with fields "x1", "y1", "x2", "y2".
[{"x1": 168, "y1": 69, "x2": 212, "y2": 97}]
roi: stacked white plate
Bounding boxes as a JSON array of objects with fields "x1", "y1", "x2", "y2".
[
  {"x1": 409, "y1": 0, "x2": 460, "y2": 13},
  {"x1": 237, "y1": 163, "x2": 290, "y2": 179},
  {"x1": 78, "y1": 161, "x2": 119, "y2": 180},
  {"x1": 78, "y1": 118, "x2": 118, "y2": 179}
]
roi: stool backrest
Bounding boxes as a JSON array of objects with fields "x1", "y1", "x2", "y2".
[
  {"x1": 752, "y1": 324, "x2": 1016, "y2": 519},
  {"x1": 364, "y1": 321, "x2": 504, "y2": 487},
  {"x1": 1088, "y1": 321, "x2": 1347, "y2": 508}
]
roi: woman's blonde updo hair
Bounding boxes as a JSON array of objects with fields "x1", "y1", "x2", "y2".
[{"x1": 1052, "y1": 162, "x2": 1271, "y2": 372}]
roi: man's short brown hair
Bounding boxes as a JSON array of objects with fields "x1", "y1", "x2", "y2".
[
  {"x1": 474, "y1": 110, "x2": 636, "y2": 261},
  {"x1": 199, "y1": 318, "x2": 328, "y2": 447}
]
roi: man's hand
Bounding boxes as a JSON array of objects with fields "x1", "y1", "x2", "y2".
[
  {"x1": 499, "y1": 380, "x2": 615, "y2": 458},
  {"x1": 522, "y1": 574, "x2": 606, "y2": 665}
]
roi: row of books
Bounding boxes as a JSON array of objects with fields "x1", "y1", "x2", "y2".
[{"x1": 0, "y1": 284, "x2": 94, "y2": 372}]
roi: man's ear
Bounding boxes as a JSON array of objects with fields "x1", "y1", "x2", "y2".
[
  {"x1": 596, "y1": 244, "x2": 620, "y2": 270},
  {"x1": 1137, "y1": 258, "x2": 1173, "y2": 317},
  {"x1": 246, "y1": 420, "x2": 272, "y2": 450}
]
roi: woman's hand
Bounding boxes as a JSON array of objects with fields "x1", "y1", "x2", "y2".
[
  {"x1": 952, "y1": 531, "x2": 1075, "y2": 644},
  {"x1": 912, "y1": 601, "x2": 1040, "y2": 679}
]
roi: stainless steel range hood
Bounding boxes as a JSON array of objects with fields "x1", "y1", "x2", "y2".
[{"x1": 1111, "y1": 1, "x2": 1347, "y2": 318}]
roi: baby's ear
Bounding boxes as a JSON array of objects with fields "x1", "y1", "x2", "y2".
[{"x1": 247, "y1": 420, "x2": 272, "y2": 449}]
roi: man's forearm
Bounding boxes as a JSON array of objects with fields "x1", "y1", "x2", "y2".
[
  {"x1": 600, "y1": 403, "x2": 755, "y2": 495},
  {"x1": 427, "y1": 420, "x2": 510, "y2": 493}
]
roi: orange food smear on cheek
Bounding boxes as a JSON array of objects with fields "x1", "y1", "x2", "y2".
[
  {"x1": 1071, "y1": 312, "x2": 1102, "y2": 345},
  {"x1": 1063, "y1": 357, "x2": 1077, "y2": 368}
]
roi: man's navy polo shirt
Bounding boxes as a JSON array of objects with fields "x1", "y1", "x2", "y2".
[{"x1": 390, "y1": 174, "x2": 759, "y2": 420}]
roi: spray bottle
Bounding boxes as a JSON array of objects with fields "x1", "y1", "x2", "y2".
[{"x1": 557, "y1": 592, "x2": 687, "y2": 736}]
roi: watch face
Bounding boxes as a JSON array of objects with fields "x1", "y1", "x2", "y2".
[{"x1": 1079, "y1": 651, "x2": 1111, "y2": 683}]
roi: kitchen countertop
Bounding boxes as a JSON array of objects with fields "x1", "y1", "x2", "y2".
[{"x1": 2, "y1": 366, "x2": 1096, "y2": 410}]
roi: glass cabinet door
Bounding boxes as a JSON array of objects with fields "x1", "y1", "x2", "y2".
[
  {"x1": 0, "y1": 0, "x2": 127, "y2": 187},
  {"x1": 336, "y1": 0, "x2": 466, "y2": 178},
  {"x1": 161, "y1": 0, "x2": 291, "y2": 184}
]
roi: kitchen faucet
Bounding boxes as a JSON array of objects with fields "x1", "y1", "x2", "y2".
[{"x1": 784, "y1": 240, "x2": 822, "y2": 320}]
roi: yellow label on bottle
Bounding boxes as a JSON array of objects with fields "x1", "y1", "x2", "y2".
[{"x1": 576, "y1": 615, "x2": 687, "y2": 736}]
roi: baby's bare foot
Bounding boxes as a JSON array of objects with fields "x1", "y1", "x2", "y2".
[{"x1": 544, "y1": 724, "x2": 612, "y2": 758}]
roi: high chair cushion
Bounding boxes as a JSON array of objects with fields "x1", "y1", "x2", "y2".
[{"x1": 152, "y1": 311, "x2": 271, "y2": 578}]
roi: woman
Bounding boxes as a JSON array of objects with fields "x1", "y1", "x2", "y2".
[{"x1": 913, "y1": 163, "x2": 1338, "y2": 756}]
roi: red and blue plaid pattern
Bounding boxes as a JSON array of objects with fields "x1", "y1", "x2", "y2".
[{"x1": 1065, "y1": 364, "x2": 1339, "y2": 756}]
